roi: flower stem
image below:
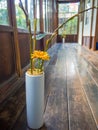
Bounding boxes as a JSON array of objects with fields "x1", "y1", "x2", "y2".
[
  {"x1": 33, "y1": 18, "x2": 37, "y2": 51},
  {"x1": 28, "y1": 19, "x2": 33, "y2": 74}
]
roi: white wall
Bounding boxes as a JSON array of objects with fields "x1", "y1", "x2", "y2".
[
  {"x1": 83, "y1": 0, "x2": 93, "y2": 36},
  {"x1": 91, "y1": 0, "x2": 97, "y2": 36},
  {"x1": 78, "y1": 1, "x2": 84, "y2": 45}
]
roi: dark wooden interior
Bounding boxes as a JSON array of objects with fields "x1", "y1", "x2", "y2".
[
  {"x1": 0, "y1": 0, "x2": 98, "y2": 130},
  {"x1": 0, "y1": 44, "x2": 98, "y2": 130}
]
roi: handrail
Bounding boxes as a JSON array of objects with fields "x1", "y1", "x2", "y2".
[{"x1": 45, "y1": 6, "x2": 98, "y2": 51}]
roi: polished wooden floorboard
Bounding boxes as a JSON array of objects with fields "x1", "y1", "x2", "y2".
[{"x1": 0, "y1": 43, "x2": 98, "y2": 130}]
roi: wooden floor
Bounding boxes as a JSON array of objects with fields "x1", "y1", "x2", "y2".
[{"x1": 0, "y1": 43, "x2": 98, "y2": 130}]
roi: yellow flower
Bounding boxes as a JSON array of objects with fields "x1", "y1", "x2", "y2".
[{"x1": 31, "y1": 50, "x2": 50, "y2": 61}]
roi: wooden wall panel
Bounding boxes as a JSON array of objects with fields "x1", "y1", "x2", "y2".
[
  {"x1": 0, "y1": 33, "x2": 15, "y2": 84},
  {"x1": 91, "y1": 36, "x2": 96, "y2": 50},
  {"x1": 18, "y1": 33, "x2": 30, "y2": 69},
  {"x1": 57, "y1": 35, "x2": 78, "y2": 43},
  {"x1": 82, "y1": 36, "x2": 92, "y2": 49},
  {"x1": 18, "y1": 33, "x2": 57, "y2": 69},
  {"x1": 36, "y1": 39, "x2": 44, "y2": 51}
]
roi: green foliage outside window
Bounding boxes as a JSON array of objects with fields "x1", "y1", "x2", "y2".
[
  {"x1": 16, "y1": 0, "x2": 40, "y2": 31},
  {"x1": 15, "y1": 5, "x2": 27, "y2": 29},
  {"x1": 0, "y1": 0, "x2": 9, "y2": 25},
  {"x1": 15, "y1": 0, "x2": 27, "y2": 29},
  {"x1": 58, "y1": 3, "x2": 79, "y2": 35},
  {"x1": 65, "y1": 17, "x2": 78, "y2": 34}
]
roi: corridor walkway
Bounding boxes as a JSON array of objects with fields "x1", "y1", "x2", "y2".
[
  {"x1": 42, "y1": 43, "x2": 98, "y2": 130},
  {"x1": 0, "y1": 43, "x2": 98, "y2": 130}
]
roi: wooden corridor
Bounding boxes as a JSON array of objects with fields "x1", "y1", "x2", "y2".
[{"x1": 0, "y1": 43, "x2": 98, "y2": 130}]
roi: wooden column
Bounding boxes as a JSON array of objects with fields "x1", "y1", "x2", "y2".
[
  {"x1": 81, "y1": 0, "x2": 85, "y2": 46},
  {"x1": 56, "y1": 1, "x2": 59, "y2": 34},
  {"x1": 40, "y1": 0, "x2": 44, "y2": 32},
  {"x1": 82, "y1": 0, "x2": 85, "y2": 46},
  {"x1": 53, "y1": 0, "x2": 58, "y2": 30},
  {"x1": 9, "y1": 0, "x2": 22, "y2": 76},
  {"x1": 94, "y1": 2, "x2": 98, "y2": 50},
  {"x1": 90, "y1": 0, "x2": 94, "y2": 49}
]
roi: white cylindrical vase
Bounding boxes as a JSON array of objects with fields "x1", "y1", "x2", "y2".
[{"x1": 25, "y1": 72, "x2": 44, "y2": 129}]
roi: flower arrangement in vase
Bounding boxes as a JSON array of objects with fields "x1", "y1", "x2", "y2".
[
  {"x1": 19, "y1": 1, "x2": 98, "y2": 74},
  {"x1": 61, "y1": 28, "x2": 66, "y2": 43},
  {"x1": 19, "y1": 0, "x2": 51, "y2": 129},
  {"x1": 61, "y1": 28, "x2": 66, "y2": 39},
  {"x1": 19, "y1": 1, "x2": 98, "y2": 129},
  {"x1": 19, "y1": 0, "x2": 50, "y2": 76}
]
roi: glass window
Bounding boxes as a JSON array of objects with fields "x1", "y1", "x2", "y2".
[
  {"x1": 0, "y1": 0, "x2": 9, "y2": 25},
  {"x1": 43, "y1": 0, "x2": 46, "y2": 32},
  {"x1": 47, "y1": 0, "x2": 52, "y2": 33},
  {"x1": 28, "y1": 0, "x2": 34, "y2": 30},
  {"x1": 36, "y1": 0, "x2": 40, "y2": 32},
  {"x1": 27, "y1": 0, "x2": 40, "y2": 32},
  {"x1": 15, "y1": 0, "x2": 27, "y2": 29},
  {"x1": 58, "y1": 3, "x2": 79, "y2": 35},
  {"x1": 43, "y1": 0, "x2": 53, "y2": 33}
]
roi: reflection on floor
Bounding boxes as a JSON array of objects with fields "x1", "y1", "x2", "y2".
[{"x1": 0, "y1": 43, "x2": 98, "y2": 130}]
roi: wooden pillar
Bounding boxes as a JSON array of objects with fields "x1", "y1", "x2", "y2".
[
  {"x1": 9, "y1": 0, "x2": 22, "y2": 76},
  {"x1": 94, "y1": 1, "x2": 98, "y2": 50},
  {"x1": 81, "y1": 0, "x2": 85, "y2": 46},
  {"x1": 56, "y1": 1, "x2": 59, "y2": 34},
  {"x1": 53, "y1": 0, "x2": 58, "y2": 30},
  {"x1": 34, "y1": 0, "x2": 36, "y2": 19},
  {"x1": 40, "y1": 0, "x2": 44, "y2": 32},
  {"x1": 90, "y1": 0, "x2": 94, "y2": 49}
]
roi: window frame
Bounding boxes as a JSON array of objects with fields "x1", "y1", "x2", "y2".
[
  {"x1": 58, "y1": 3, "x2": 79, "y2": 35},
  {"x1": 0, "y1": 0, "x2": 15, "y2": 32}
]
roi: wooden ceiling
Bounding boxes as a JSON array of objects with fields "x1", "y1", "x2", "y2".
[{"x1": 57, "y1": 0, "x2": 80, "y2": 3}]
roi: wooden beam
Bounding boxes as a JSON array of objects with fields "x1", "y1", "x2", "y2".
[
  {"x1": 40, "y1": 0, "x2": 44, "y2": 32},
  {"x1": 9, "y1": 0, "x2": 22, "y2": 76}
]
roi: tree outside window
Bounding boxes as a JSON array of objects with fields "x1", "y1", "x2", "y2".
[
  {"x1": 58, "y1": 3, "x2": 79, "y2": 35},
  {"x1": 0, "y1": 0, "x2": 9, "y2": 25},
  {"x1": 15, "y1": 0, "x2": 27, "y2": 29}
]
